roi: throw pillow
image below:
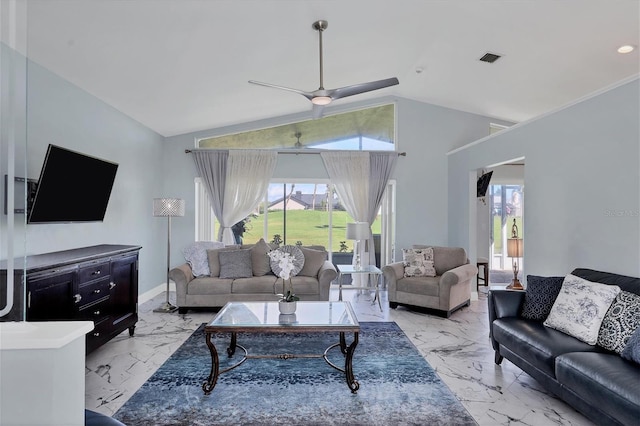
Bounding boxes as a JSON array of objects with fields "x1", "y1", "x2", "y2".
[
  {"x1": 250, "y1": 238, "x2": 273, "y2": 277},
  {"x1": 543, "y1": 274, "x2": 621, "y2": 345},
  {"x1": 621, "y1": 326, "x2": 640, "y2": 364},
  {"x1": 218, "y1": 248, "x2": 253, "y2": 279},
  {"x1": 597, "y1": 291, "x2": 640, "y2": 353},
  {"x1": 269, "y1": 245, "x2": 304, "y2": 279},
  {"x1": 520, "y1": 275, "x2": 565, "y2": 321},
  {"x1": 206, "y1": 245, "x2": 241, "y2": 277},
  {"x1": 182, "y1": 241, "x2": 225, "y2": 277},
  {"x1": 402, "y1": 248, "x2": 436, "y2": 277},
  {"x1": 298, "y1": 246, "x2": 327, "y2": 277}
]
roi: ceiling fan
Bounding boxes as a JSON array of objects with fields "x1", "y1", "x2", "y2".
[{"x1": 249, "y1": 20, "x2": 399, "y2": 118}]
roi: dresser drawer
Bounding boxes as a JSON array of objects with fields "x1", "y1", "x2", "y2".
[
  {"x1": 78, "y1": 297, "x2": 110, "y2": 322},
  {"x1": 77, "y1": 278, "x2": 111, "y2": 307},
  {"x1": 78, "y1": 262, "x2": 110, "y2": 284},
  {"x1": 86, "y1": 317, "x2": 111, "y2": 352}
]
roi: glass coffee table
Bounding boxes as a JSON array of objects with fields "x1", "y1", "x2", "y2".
[
  {"x1": 203, "y1": 301, "x2": 360, "y2": 395},
  {"x1": 336, "y1": 264, "x2": 383, "y2": 310}
]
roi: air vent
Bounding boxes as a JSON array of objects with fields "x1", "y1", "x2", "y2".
[{"x1": 479, "y1": 52, "x2": 501, "y2": 63}]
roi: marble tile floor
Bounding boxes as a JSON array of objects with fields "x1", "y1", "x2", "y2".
[{"x1": 85, "y1": 288, "x2": 595, "y2": 426}]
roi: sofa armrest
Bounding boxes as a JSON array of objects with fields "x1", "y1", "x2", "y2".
[
  {"x1": 169, "y1": 263, "x2": 194, "y2": 306},
  {"x1": 382, "y1": 262, "x2": 405, "y2": 297},
  {"x1": 317, "y1": 260, "x2": 338, "y2": 300},
  {"x1": 440, "y1": 263, "x2": 478, "y2": 287},
  {"x1": 488, "y1": 290, "x2": 526, "y2": 350}
]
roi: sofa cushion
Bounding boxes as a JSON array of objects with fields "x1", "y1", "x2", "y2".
[
  {"x1": 298, "y1": 247, "x2": 327, "y2": 277},
  {"x1": 249, "y1": 238, "x2": 273, "y2": 277},
  {"x1": 544, "y1": 274, "x2": 620, "y2": 345},
  {"x1": 269, "y1": 245, "x2": 304, "y2": 279},
  {"x1": 493, "y1": 317, "x2": 606, "y2": 378},
  {"x1": 621, "y1": 326, "x2": 640, "y2": 364},
  {"x1": 187, "y1": 277, "x2": 233, "y2": 295},
  {"x1": 520, "y1": 275, "x2": 564, "y2": 321},
  {"x1": 556, "y1": 352, "x2": 640, "y2": 426},
  {"x1": 232, "y1": 276, "x2": 278, "y2": 294},
  {"x1": 182, "y1": 241, "x2": 225, "y2": 277},
  {"x1": 396, "y1": 276, "x2": 439, "y2": 297},
  {"x1": 402, "y1": 248, "x2": 436, "y2": 277},
  {"x1": 290, "y1": 275, "x2": 321, "y2": 295},
  {"x1": 219, "y1": 248, "x2": 253, "y2": 279},
  {"x1": 206, "y1": 246, "x2": 241, "y2": 277},
  {"x1": 597, "y1": 290, "x2": 640, "y2": 353}
]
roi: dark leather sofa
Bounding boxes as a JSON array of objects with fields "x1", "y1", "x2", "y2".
[{"x1": 489, "y1": 268, "x2": 640, "y2": 426}]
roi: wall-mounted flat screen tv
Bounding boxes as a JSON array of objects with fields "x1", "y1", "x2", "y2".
[
  {"x1": 28, "y1": 144, "x2": 118, "y2": 223},
  {"x1": 477, "y1": 171, "x2": 493, "y2": 198}
]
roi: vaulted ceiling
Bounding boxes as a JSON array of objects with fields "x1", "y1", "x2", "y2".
[{"x1": 13, "y1": 0, "x2": 640, "y2": 137}]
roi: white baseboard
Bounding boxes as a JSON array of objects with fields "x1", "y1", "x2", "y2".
[{"x1": 139, "y1": 281, "x2": 176, "y2": 305}]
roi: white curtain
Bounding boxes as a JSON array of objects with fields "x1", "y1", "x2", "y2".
[
  {"x1": 321, "y1": 151, "x2": 397, "y2": 273},
  {"x1": 192, "y1": 149, "x2": 276, "y2": 245}
]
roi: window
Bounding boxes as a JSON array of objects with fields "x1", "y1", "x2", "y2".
[
  {"x1": 197, "y1": 104, "x2": 395, "y2": 151},
  {"x1": 489, "y1": 184, "x2": 523, "y2": 270}
]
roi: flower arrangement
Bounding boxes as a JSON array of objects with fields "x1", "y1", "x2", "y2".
[{"x1": 267, "y1": 250, "x2": 300, "y2": 303}]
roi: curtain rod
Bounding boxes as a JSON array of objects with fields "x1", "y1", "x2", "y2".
[{"x1": 185, "y1": 149, "x2": 406, "y2": 156}]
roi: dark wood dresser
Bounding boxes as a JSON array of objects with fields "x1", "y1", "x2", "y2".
[{"x1": 0, "y1": 244, "x2": 141, "y2": 353}]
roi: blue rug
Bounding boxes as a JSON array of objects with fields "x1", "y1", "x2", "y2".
[{"x1": 114, "y1": 322, "x2": 476, "y2": 426}]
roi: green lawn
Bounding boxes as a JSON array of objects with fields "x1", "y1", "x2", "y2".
[{"x1": 240, "y1": 210, "x2": 380, "y2": 253}]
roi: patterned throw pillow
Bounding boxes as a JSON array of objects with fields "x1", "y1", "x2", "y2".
[
  {"x1": 182, "y1": 241, "x2": 225, "y2": 276},
  {"x1": 621, "y1": 326, "x2": 640, "y2": 364},
  {"x1": 520, "y1": 275, "x2": 565, "y2": 321},
  {"x1": 269, "y1": 245, "x2": 304, "y2": 279},
  {"x1": 402, "y1": 248, "x2": 436, "y2": 277},
  {"x1": 597, "y1": 291, "x2": 640, "y2": 353},
  {"x1": 543, "y1": 274, "x2": 621, "y2": 345},
  {"x1": 218, "y1": 248, "x2": 253, "y2": 279}
]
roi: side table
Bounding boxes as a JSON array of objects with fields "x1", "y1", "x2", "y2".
[{"x1": 336, "y1": 264, "x2": 382, "y2": 311}]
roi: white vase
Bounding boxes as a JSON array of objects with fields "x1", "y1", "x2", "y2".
[{"x1": 278, "y1": 300, "x2": 296, "y2": 315}]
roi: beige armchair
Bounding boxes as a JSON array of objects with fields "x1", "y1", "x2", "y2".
[{"x1": 382, "y1": 245, "x2": 477, "y2": 317}]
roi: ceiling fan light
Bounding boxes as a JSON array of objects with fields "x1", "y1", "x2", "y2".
[{"x1": 311, "y1": 96, "x2": 332, "y2": 106}]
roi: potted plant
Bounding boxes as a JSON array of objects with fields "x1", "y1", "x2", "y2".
[{"x1": 267, "y1": 249, "x2": 300, "y2": 314}]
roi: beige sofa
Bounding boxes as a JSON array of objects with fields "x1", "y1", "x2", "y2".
[
  {"x1": 382, "y1": 245, "x2": 477, "y2": 317},
  {"x1": 169, "y1": 241, "x2": 337, "y2": 314}
]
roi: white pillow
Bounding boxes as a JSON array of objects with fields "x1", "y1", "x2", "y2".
[
  {"x1": 182, "y1": 241, "x2": 225, "y2": 277},
  {"x1": 543, "y1": 274, "x2": 621, "y2": 345},
  {"x1": 402, "y1": 247, "x2": 436, "y2": 277}
]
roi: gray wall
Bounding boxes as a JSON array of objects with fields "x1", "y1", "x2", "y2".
[
  {"x1": 163, "y1": 97, "x2": 509, "y2": 264},
  {"x1": 21, "y1": 60, "x2": 168, "y2": 294},
  {"x1": 449, "y1": 77, "x2": 640, "y2": 279}
]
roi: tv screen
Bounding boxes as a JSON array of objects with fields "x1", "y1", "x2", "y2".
[
  {"x1": 477, "y1": 171, "x2": 493, "y2": 198},
  {"x1": 28, "y1": 145, "x2": 118, "y2": 223}
]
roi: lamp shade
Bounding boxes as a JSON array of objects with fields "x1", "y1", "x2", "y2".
[
  {"x1": 346, "y1": 222, "x2": 369, "y2": 240},
  {"x1": 507, "y1": 238, "x2": 524, "y2": 258},
  {"x1": 153, "y1": 198, "x2": 185, "y2": 217}
]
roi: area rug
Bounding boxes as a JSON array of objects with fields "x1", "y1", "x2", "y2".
[{"x1": 114, "y1": 322, "x2": 476, "y2": 426}]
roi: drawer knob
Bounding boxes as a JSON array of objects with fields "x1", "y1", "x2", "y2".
[
  {"x1": 73, "y1": 294, "x2": 82, "y2": 303},
  {"x1": 93, "y1": 332, "x2": 100, "y2": 337},
  {"x1": 93, "y1": 310, "x2": 100, "y2": 316},
  {"x1": 93, "y1": 289, "x2": 101, "y2": 294},
  {"x1": 91, "y1": 270, "x2": 101, "y2": 276},
  {"x1": 109, "y1": 282, "x2": 116, "y2": 289}
]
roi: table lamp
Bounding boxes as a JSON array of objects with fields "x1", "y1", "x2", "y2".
[
  {"x1": 153, "y1": 198, "x2": 185, "y2": 313},
  {"x1": 506, "y1": 218, "x2": 524, "y2": 290},
  {"x1": 346, "y1": 222, "x2": 369, "y2": 270}
]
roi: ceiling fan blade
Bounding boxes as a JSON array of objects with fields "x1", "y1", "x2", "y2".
[
  {"x1": 248, "y1": 80, "x2": 314, "y2": 101},
  {"x1": 329, "y1": 77, "x2": 399, "y2": 101},
  {"x1": 311, "y1": 103, "x2": 325, "y2": 119}
]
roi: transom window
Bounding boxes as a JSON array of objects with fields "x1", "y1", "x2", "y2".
[{"x1": 197, "y1": 104, "x2": 395, "y2": 151}]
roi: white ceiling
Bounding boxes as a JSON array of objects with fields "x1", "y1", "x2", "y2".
[{"x1": 14, "y1": 0, "x2": 640, "y2": 137}]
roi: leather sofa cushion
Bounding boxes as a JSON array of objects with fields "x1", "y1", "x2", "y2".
[
  {"x1": 556, "y1": 352, "x2": 640, "y2": 425},
  {"x1": 493, "y1": 318, "x2": 606, "y2": 377},
  {"x1": 396, "y1": 276, "x2": 440, "y2": 297}
]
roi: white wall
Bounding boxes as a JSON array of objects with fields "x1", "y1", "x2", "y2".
[
  {"x1": 162, "y1": 97, "x2": 510, "y2": 265},
  {"x1": 21, "y1": 60, "x2": 168, "y2": 294},
  {"x1": 449, "y1": 77, "x2": 640, "y2": 279}
]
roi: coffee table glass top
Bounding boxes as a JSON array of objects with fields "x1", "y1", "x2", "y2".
[
  {"x1": 207, "y1": 301, "x2": 359, "y2": 329},
  {"x1": 336, "y1": 264, "x2": 382, "y2": 274}
]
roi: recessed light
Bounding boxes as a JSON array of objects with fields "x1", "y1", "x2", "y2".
[{"x1": 617, "y1": 45, "x2": 635, "y2": 54}]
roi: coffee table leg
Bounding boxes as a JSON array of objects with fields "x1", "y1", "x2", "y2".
[
  {"x1": 227, "y1": 332, "x2": 237, "y2": 357},
  {"x1": 344, "y1": 331, "x2": 359, "y2": 393},
  {"x1": 202, "y1": 331, "x2": 220, "y2": 395}
]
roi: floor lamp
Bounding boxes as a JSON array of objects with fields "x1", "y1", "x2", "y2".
[
  {"x1": 153, "y1": 198, "x2": 185, "y2": 313},
  {"x1": 346, "y1": 222, "x2": 369, "y2": 270},
  {"x1": 506, "y1": 218, "x2": 524, "y2": 290}
]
